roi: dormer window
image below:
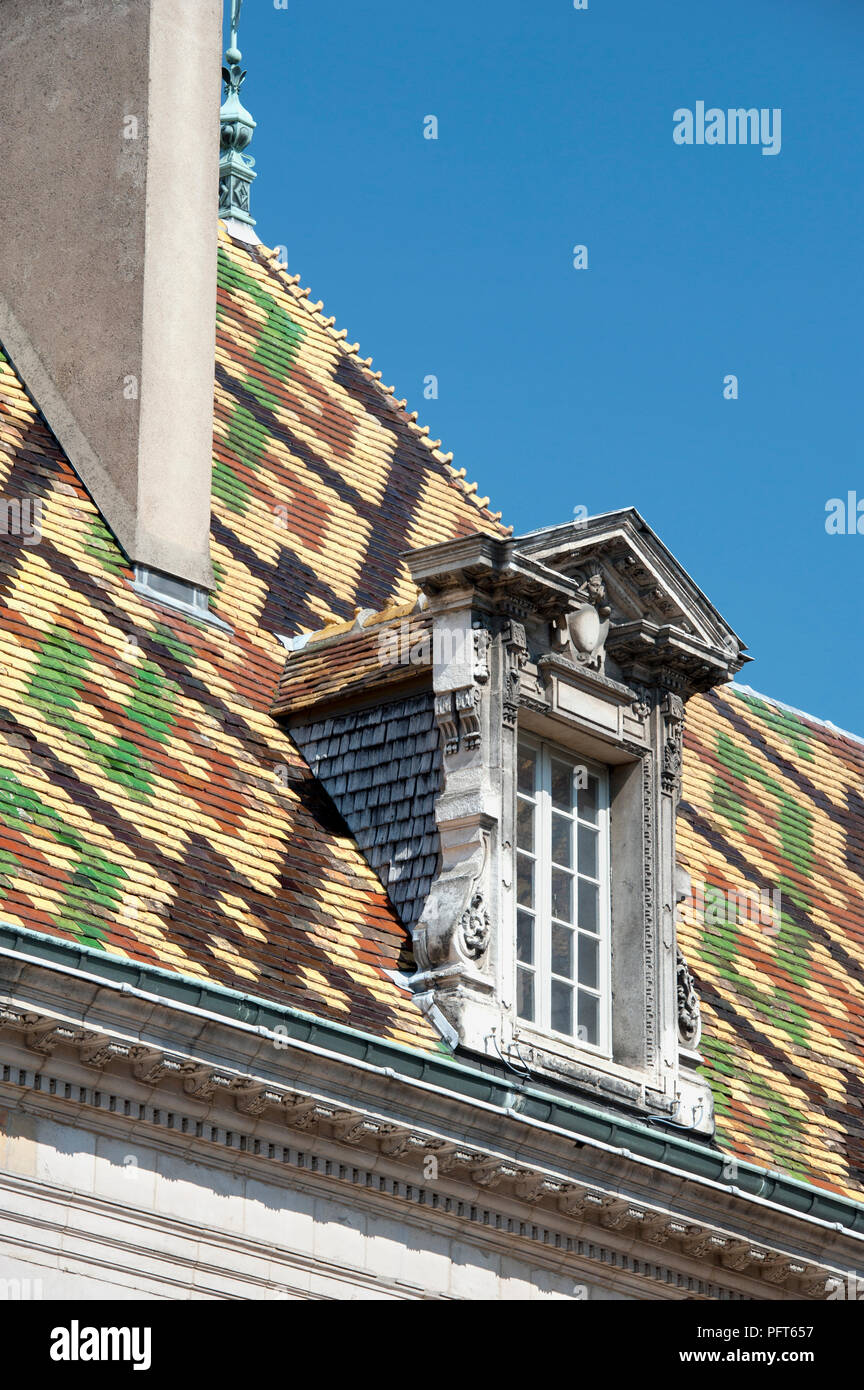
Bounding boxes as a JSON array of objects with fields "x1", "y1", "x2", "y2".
[
  {"x1": 275, "y1": 510, "x2": 746, "y2": 1138},
  {"x1": 515, "y1": 738, "x2": 610, "y2": 1051},
  {"x1": 399, "y1": 511, "x2": 746, "y2": 1136}
]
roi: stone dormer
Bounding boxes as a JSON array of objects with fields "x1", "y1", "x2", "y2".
[{"x1": 274, "y1": 510, "x2": 746, "y2": 1134}]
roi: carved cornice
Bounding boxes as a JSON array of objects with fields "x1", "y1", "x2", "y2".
[
  {"x1": 406, "y1": 535, "x2": 582, "y2": 622},
  {"x1": 0, "y1": 1005, "x2": 845, "y2": 1299}
]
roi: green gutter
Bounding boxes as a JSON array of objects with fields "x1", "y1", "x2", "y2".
[{"x1": 2, "y1": 920, "x2": 863, "y2": 1237}]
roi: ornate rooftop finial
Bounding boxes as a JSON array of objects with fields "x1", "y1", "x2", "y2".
[{"x1": 219, "y1": 0, "x2": 256, "y2": 225}]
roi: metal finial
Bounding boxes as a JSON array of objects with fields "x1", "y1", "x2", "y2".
[
  {"x1": 219, "y1": 0, "x2": 256, "y2": 226},
  {"x1": 228, "y1": 0, "x2": 243, "y2": 60}
]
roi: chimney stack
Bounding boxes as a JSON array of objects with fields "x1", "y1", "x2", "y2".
[{"x1": 0, "y1": 0, "x2": 222, "y2": 592}]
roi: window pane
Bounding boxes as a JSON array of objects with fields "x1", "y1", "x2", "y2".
[
  {"x1": 514, "y1": 741, "x2": 607, "y2": 1050},
  {"x1": 579, "y1": 773, "x2": 599, "y2": 825},
  {"x1": 551, "y1": 813, "x2": 572, "y2": 868},
  {"x1": 578, "y1": 824, "x2": 598, "y2": 879},
  {"x1": 552, "y1": 924, "x2": 573, "y2": 979},
  {"x1": 516, "y1": 797, "x2": 535, "y2": 852},
  {"x1": 551, "y1": 759, "x2": 574, "y2": 812},
  {"x1": 577, "y1": 991, "x2": 599, "y2": 1046},
  {"x1": 517, "y1": 910, "x2": 534, "y2": 964},
  {"x1": 578, "y1": 933, "x2": 598, "y2": 989},
  {"x1": 551, "y1": 980, "x2": 573, "y2": 1035},
  {"x1": 517, "y1": 853, "x2": 535, "y2": 908},
  {"x1": 517, "y1": 968, "x2": 535, "y2": 1021},
  {"x1": 517, "y1": 746, "x2": 536, "y2": 797},
  {"x1": 578, "y1": 878, "x2": 598, "y2": 934},
  {"x1": 551, "y1": 869, "x2": 573, "y2": 923}
]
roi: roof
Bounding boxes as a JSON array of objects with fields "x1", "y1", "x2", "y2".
[
  {"x1": 0, "y1": 223, "x2": 506, "y2": 1055},
  {"x1": 212, "y1": 235, "x2": 505, "y2": 635},
  {"x1": 273, "y1": 606, "x2": 432, "y2": 718},
  {"x1": 0, "y1": 224, "x2": 863, "y2": 1202},
  {"x1": 679, "y1": 685, "x2": 864, "y2": 1200}
]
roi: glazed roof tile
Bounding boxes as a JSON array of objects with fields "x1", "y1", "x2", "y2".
[
  {"x1": 0, "y1": 224, "x2": 507, "y2": 1054},
  {"x1": 273, "y1": 608, "x2": 432, "y2": 717},
  {"x1": 0, "y1": 226, "x2": 862, "y2": 1200},
  {"x1": 678, "y1": 685, "x2": 864, "y2": 1200}
]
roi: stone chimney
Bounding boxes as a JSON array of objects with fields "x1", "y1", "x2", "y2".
[{"x1": 0, "y1": 0, "x2": 222, "y2": 592}]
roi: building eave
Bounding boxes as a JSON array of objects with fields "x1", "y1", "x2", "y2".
[{"x1": 0, "y1": 919, "x2": 861, "y2": 1300}]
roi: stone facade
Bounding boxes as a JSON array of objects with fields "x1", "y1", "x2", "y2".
[{"x1": 1, "y1": 948, "x2": 860, "y2": 1301}]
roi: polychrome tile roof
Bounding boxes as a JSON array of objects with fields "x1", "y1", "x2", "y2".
[
  {"x1": 273, "y1": 607, "x2": 432, "y2": 717},
  {"x1": 213, "y1": 232, "x2": 506, "y2": 636},
  {"x1": 0, "y1": 223, "x2": 509, "y2": 1055},
  {"x1": 679, "y1": 686, "x2": 864, "y2": 1200},
  {"x1": 0, "y1": 224, "x2": 863, "y2": 1202}
]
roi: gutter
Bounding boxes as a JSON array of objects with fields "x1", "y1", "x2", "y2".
[{"x1": 2, "y1": 919, "x2": 863, "y2": 1240}]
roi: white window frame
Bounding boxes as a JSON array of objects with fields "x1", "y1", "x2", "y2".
[{"x1": 514, "y1": 734, "x2": 612, "y2": 1057}]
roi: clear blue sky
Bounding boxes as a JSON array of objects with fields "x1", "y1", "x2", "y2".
[{"x1": 227, "y1": 0, "x2": 864, "y2": 733}]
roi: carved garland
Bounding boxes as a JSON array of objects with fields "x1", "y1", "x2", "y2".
[
  {"x1": 676, "y1": 946, "x2": 702, "y2": 1048},
  {"x1": 460, "y1": 890, "x2": 491, "y2": 960}
]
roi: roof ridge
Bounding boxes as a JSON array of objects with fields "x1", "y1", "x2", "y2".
[
  {"x1": 219, "y1": 224, "x2": 511, "y2": 534},
  {"x1": 285, "y1": 600, "x2": 425, "y2": 655},
  {"x1": 730, "y1": 681, "x2": 864, "y2": 750}
]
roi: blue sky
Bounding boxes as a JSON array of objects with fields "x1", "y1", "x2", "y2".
[{"x1": 228, "y1": 0, "x2": 864, "y2": 733}]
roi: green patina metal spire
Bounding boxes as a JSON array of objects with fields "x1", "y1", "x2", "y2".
[{"x1": 219, "y1": 0, "x2": 256, "y2": 225}]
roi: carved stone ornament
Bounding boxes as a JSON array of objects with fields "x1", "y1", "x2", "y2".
[
  {"x1": 676, "y1": 945, "x2": 701, "y2": 1047},
  {"x1": 502, "y1": 620, "x2": 528, "y2": 729},
  {"x1": 454, "y1": 685, "x2": 481, "y2": 751},
  {"x1": 661, "y1": 692, "x2": 685, "y2": 796},
  {"x1": 631, "y1": 684, "x2": 653, "y2": 721},
  {"x1": 460, "y1": 890, "x2": 491, "y2": 960},
  {"x1": 435, "y1": 685, "x2": 482, "y2": 754},
  {"x1": 473, "y1": 627, "x2": 490, "y2": 683},
  {"x1": 433, "y1": 691, "x2": 459, "y2": 756},
  {"x1": 565, "y1": 570, "x2": 612, "y2": 673}
]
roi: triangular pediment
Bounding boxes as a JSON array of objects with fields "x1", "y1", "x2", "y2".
[{"x1": 514, "y1": 508, "x2": 747, "y2": 692}]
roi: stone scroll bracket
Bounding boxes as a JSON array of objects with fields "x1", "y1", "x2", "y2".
[{"x1": 409, "y1": 607, "x2": 516, "y2": 1044}]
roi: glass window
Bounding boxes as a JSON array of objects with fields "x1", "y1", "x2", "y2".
[{"x1": 514, "y1": 738, "x2": 610, "y2": 1051}]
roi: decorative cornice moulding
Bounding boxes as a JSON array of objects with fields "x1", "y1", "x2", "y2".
[{"x1": 0, "y1": 1001, "x2": 849, "y2": 1301}]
